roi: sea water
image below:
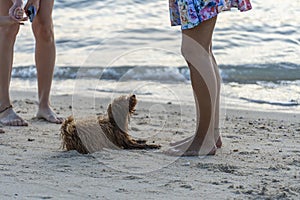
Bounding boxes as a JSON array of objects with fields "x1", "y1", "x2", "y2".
[{"x1": 10, "y1": 0, "x2": 300, "y2": 113}]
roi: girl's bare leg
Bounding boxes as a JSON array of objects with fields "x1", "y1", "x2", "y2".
[
  {"x1": 31, "y1": 0, "x2": 63, "y2": 123},
  {"x1": 166, "y1": 17, "x2": 218, "y2": 156},
  {"x1": 170, "y1": 43, "x2": 222, "y2": 149},
  {"x1": 210, "y1": 44, "x2": 222, "y2": 148},
  {"x1": 0, "y1": 0, "x2": 28, "y2": 126}
]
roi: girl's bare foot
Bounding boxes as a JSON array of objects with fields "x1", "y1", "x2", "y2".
[
  {"x1": 170, "y1": 132, "x2": 222, "y2": 148},
  {"x1": 165, "y1": 138, "x2": 217, "y2": 156},
  {"x1": 0, "y1": 105, "x2": 28, "y2": 126},
  {"x1": 165, "y1": 145, "x2": 217, "y2": 156},
  {"x1": 36, "y1": 106, "x2": 64, "y2": 124}
]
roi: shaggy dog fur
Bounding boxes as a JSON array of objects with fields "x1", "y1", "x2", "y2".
[{"x1": 60, "y1": 94, "x2": 160, "y2": 154}]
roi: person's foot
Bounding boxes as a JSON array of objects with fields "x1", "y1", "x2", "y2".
[
  {"x1": 165, "y1": 145, "x2": 216, "y2": 156},
  {"x1": 0, "y1": 128, "x2": 4, "y2": 133},
  {"x1": 165, "y1": 138, "x2": 217, "y2": 156},
  {"x1": 170, "y1": 134, "x2": 222, "y2": 148},
  {"x1": 36, "y1": 106, "x2": 64, "y2": 124},
  {"x1": 0, "y1": 105, "x2": 28, "y2": 126}
]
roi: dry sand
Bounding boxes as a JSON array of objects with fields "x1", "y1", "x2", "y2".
[{"x1": 0, "y1": 91, "x2": 299, "y2": 199}]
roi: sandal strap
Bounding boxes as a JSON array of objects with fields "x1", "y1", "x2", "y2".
[{"x1": 0, "y1": 105, "x2": 13, "y2": 114}]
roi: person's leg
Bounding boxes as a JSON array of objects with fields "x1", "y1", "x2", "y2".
[
  {"x1": 166, "y1": 17, "x2": 218, "y2": 156},
  {"x1": 170, "y1": 42, "x2": 222, "y2": 149},
  {"x1": 31, "y1": 0, "x2": 63, "y2": 123},
  {"x1": 0, "y1": 0, "x2": 28, "y2": 126},
  {"x1": 210, "y1": 44, "x2": 222, "y2": 148}
]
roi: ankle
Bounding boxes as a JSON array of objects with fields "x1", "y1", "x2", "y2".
[
  {"x1": 38, "y1": 101, "x2": 51, "y2": 109},
  {"x1": 0, "y1": 105, "x2": 13, "y2": 114},
  {"x1": 0, "y1": 103, "x2": 12, "y2": 112}
]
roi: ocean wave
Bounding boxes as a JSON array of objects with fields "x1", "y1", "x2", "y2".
[
  {"x1": 12, "y1": 62, "x2": 300, "y2": 84},
  {"x1": 219, "y1": 62, "x2": 300, "y2": 83},
  {"x1": 239, "y1": 97, "x2": 299, "y2": 107}
]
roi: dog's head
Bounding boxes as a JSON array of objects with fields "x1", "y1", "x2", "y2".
[{"x1": 107, "y1": 94, "x2": 137, "y2": 131}]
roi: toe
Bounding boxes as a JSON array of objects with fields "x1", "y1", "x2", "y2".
[
  {"x1": 17, "y1": 120, "x2": 23, "y2": 126},
  {"x1": 0, "y1": 107, "x2": 28, "y2": 126},
  {"x1": 21, "y1": 120, "x2": 28, "y2": 126},
  {"x1": 4, "y1": 120, "x2": 15, "y2": 126},
  {"x1": 56, "y1": 117, "x2": 65, "y2": 124},
  {"x1": 44, "y1": 115, "x2": 63, "y2": 124},
  {"x1": 36, "y1": 107, "x2": 63, "y2": 124},
  {"x1": 16, "y1": 119, "x2": 28, "y2": 126},
  {"x1": 6, "y1": 119, "x2": 28, "y2": 126},
  {"x1": 46, "y1": 115, "x2": 58, "y2": 123},
  {"x1": 15, "y1": 120, "x2": 21, "y2": 126}
]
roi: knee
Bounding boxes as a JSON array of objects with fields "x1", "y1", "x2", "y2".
[
  {"x1": 33, "y1": 21, "x2": 54, "y2": 43},
  {"x1": 181, "y1": 43, "x2": 197, "y2": 61},
  {"x1": 0, "y1": 25, "x2": 19, "y2": 40},
  {"x1": 181, "y1": 38, "x2": 210, "y2": 62}
]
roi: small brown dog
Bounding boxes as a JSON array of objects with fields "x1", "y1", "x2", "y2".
[{"x1": 60, "y1": 94, "x2": 160, "y2": 154}]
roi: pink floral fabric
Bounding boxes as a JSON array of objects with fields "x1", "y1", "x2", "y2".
[{"x1": 169, "y1": 0, "x2": 252, "y2": 29}]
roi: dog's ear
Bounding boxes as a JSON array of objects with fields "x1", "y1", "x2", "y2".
[
  {"x1": 129, "y1": 94, "x2": 137, "y2": 113},
  {"x1": 107, "y1": 104, "x2": 113, "y2": 120}
]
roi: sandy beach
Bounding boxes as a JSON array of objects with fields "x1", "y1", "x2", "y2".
[
  {"x1": 1, "y1": 0, "x2": 299, "y2": 199},
  {"x1": 0, "y1": 90, "x2": 299, "y2": 199}
]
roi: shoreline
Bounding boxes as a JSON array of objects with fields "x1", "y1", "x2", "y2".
[
  {"x1": 0, "y1": 91, "x2": 299, "y2": 199},
  {"x1": 9, "y1": 78, "x2": 300, "y2": 115}
]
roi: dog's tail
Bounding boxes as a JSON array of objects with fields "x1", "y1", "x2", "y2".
[{"x1": 60, "y1": 116, "x2": 89, "y2": 154}]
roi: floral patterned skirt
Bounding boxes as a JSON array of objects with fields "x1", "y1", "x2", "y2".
[{"x1": 169, "y1": 0, "x2": 252, "y2": 30}]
